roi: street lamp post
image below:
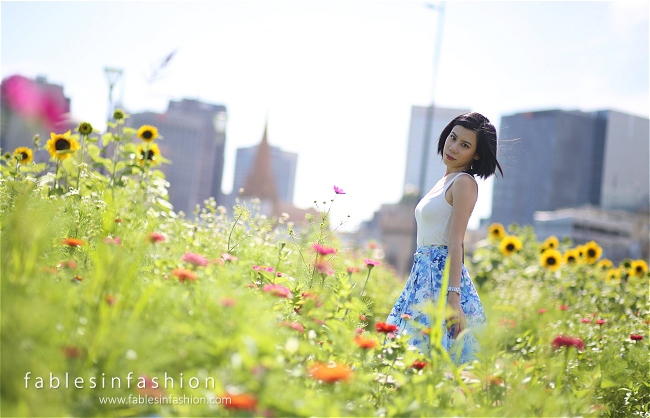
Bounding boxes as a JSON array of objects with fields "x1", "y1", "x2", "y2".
[
  {"x1": 104, "y1": 67, "x2": 123, "y2": 124},
  {"x1": 412, "y1": 1, "x2": 446, "y2": 254}
]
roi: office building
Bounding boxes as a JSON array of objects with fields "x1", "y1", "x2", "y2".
[{"x1": 129, "y1": 99, "x2": 227, "y2": 215}]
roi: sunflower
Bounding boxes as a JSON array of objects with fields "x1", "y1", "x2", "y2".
[
  {"x1": 575, "y1": 245, "x2": 586, "y2": 261},
  {"x1": 137, "y1": 143, "x2": 161, "y2": 166},
  {"x1": 542, "y1": 236, "x2": 559, "y2": 250},
  {"x1": 563, "y1": 249, "x2": 580, "y2": 265},
  {"x1": 596, "y1": 259, "x2": 613, "y2": 270},
  {"x1": 582, "y1": 241, "x2": 602, "y2": 264},
  {"x1": 137, "y1": 125, "x2": 159, "y2": 142},
  {"x1": 499, "y1": 235, "x2": 523, "y2": 256},
  {"x1": 605, "y1": 268, "x2": 620, "y2": 283},
  {"x1": 13, "y1": 147, "x2": 33, "y2": 164},
  {"x1": 113, "y1": 109, "x2": 125, "y2": 120},
  {"x1": 77, "y1": 122, "x2": 94, "y2": 136},
  {"x1": 540, "y1": 249, "x2": 562, "y2": 271},
  {"x1": 630, "y1": 260, "x2": 648, "y2": 278},
  {"x1": 488, "y1": 223, "x2": 506, "y2": 241},
  {"x1": 45, "y1": 131, "x2": 80, "y2": 160}
]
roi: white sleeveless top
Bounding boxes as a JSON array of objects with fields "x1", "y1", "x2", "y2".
[{"x1": 415, "y1": 172, "x2": 477, "y2": 246}]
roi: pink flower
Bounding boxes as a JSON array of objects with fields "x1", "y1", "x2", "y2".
[
  {"x1": 538, "y1": 308, "x2": 547, "y2": 314},
  {"x1": 220, "y1": 297, "x2": 236, "y2": 307},
  {"x1": 262, "y1": 284, "x2": 292, "y2": 298},
  {"x1": 312, "y1": 243, "x2": 336, "y2": 255},
  {"x1": 315, "y1": 260, "x2": 333, "y2": 275},
  {"x1": 363, "y1": 259, "x2": 380, "y2": 268},
  {"x1": 558, "y1": 305, "x2": 569, "y2": 311},
  {"x1": 221, "y1": 252, "x2": 238, "y2": 262},
  {"x1": 2, "y1": 75, "x2": 67, "y2": 130},
  {"x1": 280, "y1": 321, "x2": 305, "y2": 333},
  {"x1": 347, "y1": 266, "x2": 360, "y2": 274},
  {"x1": 253, "y1": 265, "x2": 275, "y2": 273},
  {"x1": 596, "y1": 319, "x2": 606, "y2": 325},
  {"x1": 630, "y1": 334, "x2": 643, "y2": 341},
  {"x1": 181, "y1": 252, "x2": 209, "y2": 267},
  {"x1": 359, "y1": 314, "x2": 367, "y2": 321},
  {"x1": 103, "y1": 236, "x2": 122, "y2": 245},
  {"x1": 400, "y1": 313, "x2": 412, "y2": 320},
  {"x1": 551, "y1": 335, "x2": 584, "y2": 350},
  {"x1": 581, "y1": 318, "x2": 591, "y2": 323},
  {"x1": 245, "y1": 283, "x2": 259, "y2": 289},
  {"x1": 148, "y1": 232, "x2": 166, "y2": 243},
  {"x1": 333, "y1": 185, "x2": 346, "y2": 194}
]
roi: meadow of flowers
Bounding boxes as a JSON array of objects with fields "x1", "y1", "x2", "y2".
[{"x1": 1, "y1": 111, "x2": 648, "y2": 417}]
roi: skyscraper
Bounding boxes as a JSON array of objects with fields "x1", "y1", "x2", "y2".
[
  {"x1": 129, "y1": 99, "x2": 227, "y2": 215},
  {"x1": 403, "y1": 106, "x2": 470, "y2": 196},
  {"x1": 491, "y1": 109, "x2": 649, "y2": 227},
  {"x1": 233, "y1": 125, "x2": 298, "y2": 204}
]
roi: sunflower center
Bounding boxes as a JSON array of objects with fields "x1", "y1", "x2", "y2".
[
  {"x1": 19, "y1": 152, "x2": 28, "y2": 161},
  {"x1": 587, "y1": 249, "x2": 596, "y2": 257},
  {"x1": 568, "y1": 256, "x2": 575, "y2": 263},
  {"x1": 547, "y1": 257, "x2": 556, "y2": 265},
  {"x1": 636, "y1": 266, "x2": 643, "y2": 273},
  {"x1": 142, "y1": 131, "x2": 153, "y2": 140},
  {"x1": 506, "y1": 243, "x2": 515, "y2": 251},
  {"x1": 55, "y1": 138, "x2": 71, "y2": 151}
]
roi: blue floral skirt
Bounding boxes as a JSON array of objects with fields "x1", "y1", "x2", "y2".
[{"x1": 386, "y1": 245, "x2": 487, "y2": 364}]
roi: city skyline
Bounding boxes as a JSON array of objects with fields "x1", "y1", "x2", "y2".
[{"x1": 2, "y1": 1, "x2": 648, "y2": 231}]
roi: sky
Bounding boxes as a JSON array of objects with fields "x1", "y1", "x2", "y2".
[{"x1": 2, "y1": 1, "x2": 648, "y2": 231}]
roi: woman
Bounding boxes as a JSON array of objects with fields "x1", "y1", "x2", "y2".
[{"x1": 386, "y1": 112, "x2": 503, "y2": 364}]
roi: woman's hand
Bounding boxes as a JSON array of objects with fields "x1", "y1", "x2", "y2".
[{"x1": 446, "y1": 293, "x2": 466, "y2": 339}]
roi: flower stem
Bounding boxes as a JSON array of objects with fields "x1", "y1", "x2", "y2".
[{"x1": 360, "y1": 268, "x2": 372, "y2": 296}]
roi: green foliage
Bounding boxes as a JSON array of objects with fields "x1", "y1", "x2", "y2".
[{"x1": 1, "y1": 119, "x2": 648, "y2": 416}]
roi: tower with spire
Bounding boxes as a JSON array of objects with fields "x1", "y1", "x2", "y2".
[{"x1": 236, "y1": 121, "x2": 317, "y2": 222}]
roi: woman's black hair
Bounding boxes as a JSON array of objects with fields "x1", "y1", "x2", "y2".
[{"x1": 437, "y1": 112, "x2": 504, "y2": 179}]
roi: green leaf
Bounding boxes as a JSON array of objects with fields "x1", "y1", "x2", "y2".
[
  {"x1": 102, "y1": 133, "x2": 114, "y2": 146},
  {"x1": 601, "y1": 378, "x2": 618, "y2": 388}
]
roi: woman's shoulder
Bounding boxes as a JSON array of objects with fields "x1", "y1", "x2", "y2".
[{"x1": 451, "y1": 172, "x2": 478, "y2": 193}]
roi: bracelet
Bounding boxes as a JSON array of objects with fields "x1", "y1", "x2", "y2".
[{"x1": 447, "y1": 286, "x2": 461, "y2": 296}]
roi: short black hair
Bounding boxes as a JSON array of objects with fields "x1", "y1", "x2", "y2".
[{"x1": 437, "y1": 112, "x2": 503, "y2": 179}]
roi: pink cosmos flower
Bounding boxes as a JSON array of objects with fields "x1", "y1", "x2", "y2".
[
  {"x1": 103, "y1": 236, "x2": 122, "y2": 245},
  {"x1": 596, "y1": 319, "x2": 606, "y2": 325},
  {"x1": 333, "y1": 185, "x2": 346, "y2": 194},
  {"x1": 363, "y1": 259, "x2": 381, "y2": 268},
  {"x1": 2, "y1": 75, "x2": 67, "y2": 130},
  {"x1": 581, "y1": 318, "x2": 591, "y2": 323},
  {"x1": 538, "y1": 308, "x2": 547, "y2": 314},
  {"x1": 182, "y1": 252, "x2": 209, "y2": 267},
  {"x1": 551, "y1": 335, "x2": 584, "y2": 350},
  {"x1": 221, "y1": 252, "x2": 238, "y2": 262},
  {"x1": 558, "y1": 305, "x2": 569, "y2": 311},
  {"x1": 312, "y1": 243, "x2": 336, "y2": 255},
  {"x1": 262, "y1": 284, "x2": 292, "y2": 298},
  {"x1": 148, "y1": 232, "x2": 166, "y2": 243}
]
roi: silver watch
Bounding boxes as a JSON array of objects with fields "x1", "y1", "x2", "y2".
[{"x1": 447, "y1": 286, "x2": 461, "y2": 296}]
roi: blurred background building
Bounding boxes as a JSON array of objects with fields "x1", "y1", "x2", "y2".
[
  {"x1": 129, "y1": 99, "x2": 228, "y2": 216},
  {"x1": 232, "y1": 123, "x2": 316, "y2": 223},
  {"x1": 233, "y1": 129, "x2": 298, "y2": 204},
  {"x1": 491, "y1": 108, "x2": 649, "y2": 263}
]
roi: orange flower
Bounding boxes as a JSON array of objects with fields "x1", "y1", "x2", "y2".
[
  {"x1": 172, "y1": 268, "x2": 197, "y2": 283},
  {"x1": 223, "y1": 393, "x2": 257, "y2": 411},
  {"x1": 375, "y1": 322, "x2": 398, "y2": 333},
  {"x1": 354, "y1": 335, "x2": 378, "y2": 349},
  {"x1": 62, "y1": 238, "x2": 84, "y2": 247},
  {"x1": 308, "y1": 362, "x2": 353, "y2": 383}
]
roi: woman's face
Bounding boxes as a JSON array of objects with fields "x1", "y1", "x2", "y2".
[{"x1": 442, "y1": 125, "x2": 479, "y2": 172}]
